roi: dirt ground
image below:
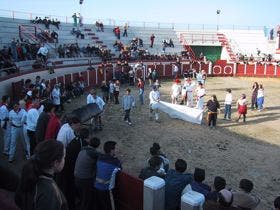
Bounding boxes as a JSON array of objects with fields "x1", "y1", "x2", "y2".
[{"x1": 1, "y1": 76, "x2": 280, "y2": 209}]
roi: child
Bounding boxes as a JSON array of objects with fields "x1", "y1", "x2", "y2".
[
  {"x1": 122, "y1": 88, "x2": 135, "y2": 125},
  {"x1": 224, "y1": 89, "x2": 233, "y2": 120},
  {"x1": 236, "y1": 94, "x2": 247, "y2": 122},
  {"x1": 257, "y1": 84, "x2": 264, "y2": 111}
]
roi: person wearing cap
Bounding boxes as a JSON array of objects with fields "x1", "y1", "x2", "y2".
[
  {"x1": 204, "y1": 189, "x2": 241, "y2": 210},
  {"x1": 195, "y1": 82, "x2": 206, "y2": 110},
  {"x1": 0, "y1": 95, "x2": 11, "y2": 157},
  {"x1": 232, "y1": 179, "x2": 260, "y2": 209},
  {"x1": 8, "y1": 101, "x2": 25, "y2": 162},
  {"x1": 171, "y1": 79, "x2": 181, "y2": 104},
  {"x1": 149, "y1": 85, "x2": 160, "y2": 122}
]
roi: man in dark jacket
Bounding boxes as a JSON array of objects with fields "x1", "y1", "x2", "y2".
[
  {"x1": 190, "y1": 167, "x2": 211, "y2": 196},
  {"x1": 74, "y1": 137, "x2": 100, "y2": 210},
  {"x1": 165, "y1": 159, "x2": 192, "y2": 210},
  {"x1": 139, "y1": 156, "x2": 165, "y2": 180}
]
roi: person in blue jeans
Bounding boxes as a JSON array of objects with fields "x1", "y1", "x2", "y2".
[
  {"x1": 224, "y1": 89, "x2": 232, "y2": 120},
  {"x1": 137, "y1": 78, "x2": 145, "y2": 105},
  {"x1": 257, "y1": 84, "x2": 264, "y2": 111}
]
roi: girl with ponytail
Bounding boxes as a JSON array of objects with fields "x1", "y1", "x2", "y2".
[{"x1": 15, "y1": 140, "x2": 68, "y2": 210}]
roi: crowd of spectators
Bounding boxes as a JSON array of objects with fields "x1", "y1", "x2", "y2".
[
  {"x1": 71, "y1": 28, "x2": 85, "y2": 39},
  {"x1": 31, "y1": 16, "x2": 61, "y2": 30},
  {"x1": 236, "y1": 52, "x2": 275, "y2": 64}
]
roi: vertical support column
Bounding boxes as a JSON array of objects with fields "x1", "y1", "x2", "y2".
[
  {"x1": 95, "y1": 67, "x2": 98, "y2": 84},
  {"x1": 233, "y1": 62, "x2": 237, "y2": 76},
  {"x1": 264, "y1": 63, "x2": 267, "y2": 75},
  {"x1": 208, "y1": 62, "x2": 212, "y2": 75},
  {"x1": 143, "y1": 176, "x2": 165, "y2": 210},
  {"x1": 244, "y1": 64, "x2": 247, "y2": 75},
  {"x1": 274, "y1": 64, "x2": 277, "y2": 76},
  {"x1": 163, "y1": 64, "x2": 166, "y2": 77},
  {"x1": 254, "y1": 63, "x2": 257, "y2": 75}
]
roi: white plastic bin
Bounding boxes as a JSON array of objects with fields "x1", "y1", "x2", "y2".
[
  {"x1": 181, "y1": 190, "x2": 205, "y2": 210},
  {"x1": 143, "y1": 176, "x2": 165, "y2": 210}
]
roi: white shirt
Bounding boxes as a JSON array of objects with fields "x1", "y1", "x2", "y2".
[
  {"x1": 171, "y1": 84, "x2": 181, "y2": 97},
  {"x1": 0, "y1": 104, "x2": 9, "y2": 121},
  {"x1": 196, "y1": 72, "x2": 203, "y2": 82},
  {"x1": 114, "y1": 84, "x2": 120, "y2": 92},
  {"x1": 196, "y1": 87, "x2": 206, "y2": 98},
  {"x1": 57, "y1": 123, "x2": 75, "y2": 147},
  {"x1": 9, "y1": 109, "x2": 25, "y2": 127},
  {"x1": 86, "y1": 94, "x2": 105, "y2": 110},
  {"x1": 224, "y1": 93, "x2": 233, "y2": 105},
  {"x1": 149, "y1": 90, "x2": 160, "y2": 104},
  {"x1": 37, "y1": 46, "x2": 48, "y2": 56},
  {"x1": 51, "y1": 88, "x2": 61, "y2": 105},
  {"x1": 257, "y1": 89, "x2": 264, "y2": 98},
  {"x1": 26, "y1": 108, "x2": 39, "y2": 131}
]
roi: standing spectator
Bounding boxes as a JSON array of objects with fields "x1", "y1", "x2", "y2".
[
  {"x1": 190, "y1": 168, "x2": 211, "y2": 196},
  {"x1": 171, "y1": 79, "x2": 181, "y2": 104},
  {"x1": 35, "y1": 101, "x2": 54, "y2": 143},
  {"x1": 45, "y1": 110, "x2": 62, "y2": 140},
  {"x1": 51, "y1": 30, "x2": 58, "y2": 43},
  {"x1": 11, "y1": 38, "x2": 18, "y2": 61},
  {"x1": 51, "y1": 84, "x2": 62, "y2": 111},
  {"x1": 151, "y1": 69, "x2": 159, "y2": 83},
  {"x1": 56, "y1": 116, "x2": 80, "y2": 148},
  {"x1": 86, "y1": 89, "x2": 105, "y2": 131},
  {"x1": 123, "y1": 23, "x2": 128, "y2": 37},
  {"x1": 196, "y1": 82, "x2": 206, "y2": 110},
  {"x1": 94, "y1": 141, "x2": 122, "y2": 210},
  {"x1": 100, "y1": 81, "x2": 109, "y2": 103},
  {"x1": 206, "y1": 95, "x2": 220, "y2": 129},
  {"x1": 137, "y1": 78, "x2": 145, "y2": 105},
  {"x1": 251, "y1": 82, "x2": 259, "y2": 110},
  {"x1": 257, "y1": 84, "x2": 264, "y2": 111},
  {"x1": 74, "y1": 137, "x2": 101, "y2": 210},
  {"x1": 72, "y1": 13, "x2": 78, "y2": 27},
  {"x1": 122, "y1": 88, "x2": 135, "y2": 125},
  {"x1": 26, "y1": 102, "x2": 40, "y2": 155},
  {"x1": 150, "y1": 34, "x2": 155, "y2": 48},
  {"x1": 57, "y1": 128, "x2": 89, "y2": 210},
  {"x1": 172, "y1": 64, "x2": 179, "y2": 79},
  {"x1": 139, "y1": 156, "x2": 164, "y2": 180},
  {"x1": 78, "y1": 13, "x2": 83, "y2": 27},
  {"x1": 113, "y1": 80, "x2": 120, "y2": 104},
  {"x1": 270, "y1": 28, "x2": 274, "y2": 40},
  {"x1": 109, "y1": 80, "x2": 115, "y2": 102},
  {"x1": 149, "y1": 85, "x2": 160, "y2": 122},
  {"x1": 0, "y1": 95, "x2": 11, "y2": 157},
  {"x1": 8, "y1": 101, "x2": 25, "y2": 162},
  {"x1": 15, "y1": 140, "x2": 67, "y2": 210},
  {"x1": 236, "y1": 94, "x2": 247, "y2": 123},
  {"x1": 165, "y1": 159, "x2": 193, "y2": 210},
  {"x1": 224, "y1": 89, "x2": 233, "y2": 120},
  {"x1": 232, "y1": 179, "x2": 260, "y2": 209},
  {"x1": 37, "y1": 43, "x2": 48, "y2": 63}
]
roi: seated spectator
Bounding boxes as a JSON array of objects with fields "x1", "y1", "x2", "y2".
[
  {"x1": 275, "y1": 196, "x2": 280, "y2": 210},
  {"x1": 204, "y1": 189, "x2": 241, "y2": 210},
  {"x1": 165, "y1": 159, "x2": 193, "y2": 210},
  {"x1": 94, "y1": 141, "x2": 121, "y2": 210},
  {"x1": 139, "y1": 156, "x2": 165, "y2": 180},
  {"x1": 52, "y1": 18, "x2": 60, "y2": 29},
  {"x1": 232, "y1": 179, "x2": 260, "y2": 209},
  {"x1": 51, "y1": 30, "x2": 58, "y2": 43},
  {"x1": 74, "y1": 137, "x2": 101, "y2": 210},
  {"x1": 190, "y1": 168, "x2": 211, "y2": 196},
  {"x1": 169, "y1": 39, "x2": 174, "y2": 47},
  {"x1": 206, "y1": 176, "x2": 227, "y2": 202},
  {"x1": 148, "y1": 142, "x2": 169, "y2": 174}
]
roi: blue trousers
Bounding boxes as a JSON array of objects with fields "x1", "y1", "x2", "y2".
[
  {"x1": 257, "y1": 97, "x2": 264, "y2": 110},
  {"x1": 224, "y1": 104, "x2": 232, "y2": 119}
]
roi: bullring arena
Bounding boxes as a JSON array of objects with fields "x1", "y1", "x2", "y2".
[{"x1": 0, "y1": 2, "x2": 280, "y2": 210}]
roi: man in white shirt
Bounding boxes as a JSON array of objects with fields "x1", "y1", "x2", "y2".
[
  {"x1": 37, "y1": 43, "x2": 48, "y2": 62},
  {"x1": 57, "y1": 116, "x2": 81, "y2": 147},
  {"x1": 8, "y1": 102, "x2": 25, "y2": 162},
  {"x1": 51, "y1": 84, "x2": 61, "y2": 111},
  {"x1": 149, "y1": 86, "x2": 160, "y2": 122},
  {"x1": 171, "y1": 79, "x2": 181, "y2": 104},
  {"x1": 0, "y1": 95, "x2": 11, "y2": 156},
  {"x1": 195, "y1": 82, "x2": 206, "y2": 110},
  {"x1": 26, "y1": 102, "x2": 40, "y2": 155},
  {"x1": 224, "y1": 89, "x2": 233, "y2": 120},
  {"x1": 87, "y1": 89, "x2": 105, "y2": 131},
  {"x1": 172, "y1": 64, "x2": 179, "y2": 79}
]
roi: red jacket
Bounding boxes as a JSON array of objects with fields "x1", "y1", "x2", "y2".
[{"x1": 45, "y1": 113, "x2": 61, "y2": 140}]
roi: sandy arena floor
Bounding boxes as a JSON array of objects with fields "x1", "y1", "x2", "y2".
[{"x1": 1, "y1": 76, "x2": 279, "y2": 209}]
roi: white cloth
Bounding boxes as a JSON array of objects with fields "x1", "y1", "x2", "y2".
[
  {"x1": 57, "y1": 123, "x2": 75, "y2": 147},
  {"x1": 86, "y1": 94, "x2": 105, "y2": 110},
  {"x1": 152, "y1": 101, "x2": 203, "y2": 124},
  {"x1": 224, "y1": 93, "x2": 233, "y2": 105},
  {"x1": 51, "y1": 88, "x2": 61, "y2": 105},
  {"x1": 0, "y1": 104, "x2": 9, "y2": 128},
  {"x1": 149, "y1": 90, "x2": 160, "y2": 104},
  {"x1": 109, "y1": 83, "x2": 114, "y2": 93},
  {"x1": 26, "y1": 108, "x2": 39, "y2": 131}
]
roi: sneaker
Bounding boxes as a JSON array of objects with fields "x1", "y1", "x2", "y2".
[
  {"x1": 128, "y1": 122, "x2": 132, "y2": 125},
  {"x1": 125, "y1": 120, "x2": 129, "y2": 123}
]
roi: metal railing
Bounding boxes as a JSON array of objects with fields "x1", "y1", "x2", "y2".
[{"x1": 0, "y1": 9, "x2": 265, "y2": 31}]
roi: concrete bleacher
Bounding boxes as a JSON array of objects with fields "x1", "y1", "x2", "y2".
[
  {"x1": 0, "y1": 17, "x2": 184, "y2": 58},
  {"x1": 221, "y1": 29, "x2": 270, "y2": 56}
]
